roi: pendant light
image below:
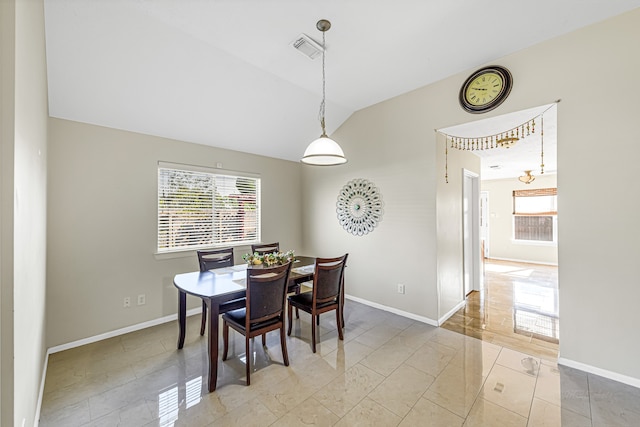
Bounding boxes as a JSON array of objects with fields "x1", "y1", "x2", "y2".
[
  {"x1": 518, "y1": 170, "x2": 536, "y2": 184},
  {"x1": 301, "y1": 19, "x2": 347, "y2": 166}
]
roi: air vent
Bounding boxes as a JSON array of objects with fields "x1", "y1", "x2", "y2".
[{"x1": 292, "y1": 33, "x2": 323, "y2": 60}]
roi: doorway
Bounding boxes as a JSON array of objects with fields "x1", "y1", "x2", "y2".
[
  {"x1": 437, "y1": 103, "x2": 559, "y2": 355},
  {"x1": 462, "y1": 169, "x2": 481, "y2": 296}
]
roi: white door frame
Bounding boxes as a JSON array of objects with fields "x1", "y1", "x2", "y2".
[
  {"x1": 480, "y1": 191, "x2": 489, "y2": 258},
  {"x1": 462, "y1": 169, "x2": 481, "y2": 295}
]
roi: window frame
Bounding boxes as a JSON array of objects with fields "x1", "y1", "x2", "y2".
[
  {"x1": 157, "y1": 162, "x2": 261, "y2": 254},
  {"x1": 512, "y1": 188, "x2": 558, "y2": 245}
]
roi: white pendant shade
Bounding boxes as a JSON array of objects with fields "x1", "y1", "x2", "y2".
[{"x1": 301, "y1": 135, "x2": 347, "y2": 166}]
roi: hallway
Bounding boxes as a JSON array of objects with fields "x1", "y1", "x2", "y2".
[{"x1": 441, "y1": 259, "x2": 559, "y2": 361}]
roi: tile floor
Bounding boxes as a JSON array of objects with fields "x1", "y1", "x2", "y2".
[
  {"x1": 442, "y1": 259, "x2": 559, "y2": 362},
  {"x1": 40, "y1": 300, "x2": 640, "y2": 426}
]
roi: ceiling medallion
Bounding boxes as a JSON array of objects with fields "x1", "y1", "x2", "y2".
[{"x1": 336, "y1": 179, "x2": 383, "y2": 236}]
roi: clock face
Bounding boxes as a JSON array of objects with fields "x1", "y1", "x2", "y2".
[
  {"x1": 459, "y1": 66, "x2": 512, "y2": 113},
  {"x1": 465, "y1": 72, "x2": 503, "y2": 106}
]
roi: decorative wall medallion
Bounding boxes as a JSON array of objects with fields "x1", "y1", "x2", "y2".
[{"x1": 336, "y1": 178, "x2": 383, "y2": 236}]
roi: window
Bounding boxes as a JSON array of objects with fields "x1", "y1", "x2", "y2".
[
  {"x1": 157, "y1": 163, "x2": 260, "y2": 252},
  {"x1": 512, "y1": 188, "x2": 557, "y2": 243}
]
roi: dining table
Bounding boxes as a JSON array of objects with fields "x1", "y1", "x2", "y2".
[{"x1": 173, "y1": 256, "x2": 316, "y2": 392}]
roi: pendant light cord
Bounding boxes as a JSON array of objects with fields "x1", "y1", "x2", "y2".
[{"x1": 319, "y1": 30, "x2": 327, "y2": 137}]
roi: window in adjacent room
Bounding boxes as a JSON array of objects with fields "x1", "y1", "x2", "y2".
[
  {"x1": 512, "y1": 187, "x2": 557, "y2": 243},
  {"x1": 157, "y1": 163, "x2": 260, "y2": 252}
]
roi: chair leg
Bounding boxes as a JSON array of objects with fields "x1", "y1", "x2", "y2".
[
  {"x1": 280, "y1": 324, "x2": 289, "y2": 366},
  {"x1": 341, "y1": 289, "x2": 345, "y2": 328},
  {"x1": 200, "y1": 300, "x2": 207, "y2": 336},
  {"x1": 262, "y1": 333, "x2": 266, "y2": 346},
  {"x1": 336, "y1": 308, "x2": 344, "y2": 341},
  {"x1": 287, "y1": 303, "x2": 293, "y2": 336},
  {"x1": 317, "y1": 315, "x2": 320, "y2": 325},
  {"x1": 311, "y1": 314, "x2": 317, "y2": 353},
  {"x1": 245, "y1": 336, "x2": 251, "y2": 386},
  {"x1": 222, "y1": 321, "x2": 229, "y2": 360},
  {"x1": 295, "y1": 286, "x2": 300, "y2": 319}
]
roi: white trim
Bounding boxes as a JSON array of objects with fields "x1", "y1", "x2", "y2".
[
  {"x1": 158, "y1": 160, "x2": 260, "y2": 179},
  {"x1": 462, "y1": 169, "x2": 481, "y2": 293},
  {"x1": 511, "y1": 239, "x2": 557, "y2": 247},
  {"x1": 488, "y1": 256, "x2": 558, "y2": 266},
  {"x1": 345, "y1": 294, "x2": 438, "y2": 326},
  {"x1": 48, "y1": 307, "x2": 201, "y2": 354},
  {"x1": 153, "y1": 244, "x2": 253, "y2": 261},
  {"x1": 558, "y1": 357, "x2": 640, "y2": 389},
  {"x1": 34, "y1": 350, "x2": 50, "y2": 426},
  {"x1": 438, "y1": 299, "x2": 466, "y2": 326}
]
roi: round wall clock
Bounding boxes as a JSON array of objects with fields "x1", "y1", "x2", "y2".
[
  {"x1": 336, "y1": 178, "x2": 383, "y2": 236},
  {"x1": 459, "y1": 65, "x2": 513, "y2": 114}
]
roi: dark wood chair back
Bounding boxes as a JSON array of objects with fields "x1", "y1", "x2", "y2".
[
  {"x1": 287, "y1": 254, "x2": 348, "y2": 352},
  {"x1": 246, "y1": 262, "x2": 291, "y2": 326},
  {"x1": 196, "y1": 247, "x2": 235, "y2": 336},
  {"x1": 250, "y1": 242, "x2": 280, "y2": 256},
  {"x1": 314, "y1": 256, "x2": 347, "y2": 305},
  {"x1": 197, "y1": 248, "x2": 234, "y2": 272},
  {"x1": 222, "y1": 262, "x2": 292, "y2": 385}
]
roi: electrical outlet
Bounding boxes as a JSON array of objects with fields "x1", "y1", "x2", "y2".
[
  {"x1": 124, "y1": 297, "x2": 131, "y2": 308},
  {"x1": 137, "y1": 294, "x2": 146, "y2": 305},
  {"x1": 397, "y1": 284, "x2": 405, "y2": 294}
]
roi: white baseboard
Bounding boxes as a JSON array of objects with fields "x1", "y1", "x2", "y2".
[
  {"x1": 438, "y1": 300, "x2": 466, "y2": 326},
  {"x1": 557, "y1": 357, "x2": 640, "y2": 389},
  {"x1": 48, "y1": 307, "x2": 202, "y2": 354},
  {"x1": 345, "y1": 294, "x2": 438, "y2": 327},
  {"x1": 487, "y1": 256, "x2": 558, "y2": 266}
]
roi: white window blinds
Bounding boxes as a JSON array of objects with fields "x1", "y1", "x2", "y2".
[{"x1": 158, "y1": 165, "x2": 260, "y2": 252}]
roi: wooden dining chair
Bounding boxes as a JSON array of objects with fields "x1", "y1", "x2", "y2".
[
  {"x1": 250, "y1": 242, "x2": 299, "y2": 318},
  {"x1": 197, "y1": 248, "x2": 234, "y2": 336},
  {"x1": 250, "y1": 242, "x2": 280, "y2": 256},
  {"x1": 287, "y1": 254, "x2": 348, "y2": 353},
  {"x1": 221, "y1": 262, "x2": 292, "y2": 386}
]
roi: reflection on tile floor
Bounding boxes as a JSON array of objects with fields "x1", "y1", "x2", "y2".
[
  {"x1": 442, "y1": 259, "x2": 559, "y2": 362},
  {"x1": 40, "y1": 299, "x2": 640, "y2": 426}
]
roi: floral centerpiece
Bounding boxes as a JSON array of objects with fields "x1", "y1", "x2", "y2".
[{"x1": 243, "y1": 250, "x2": 295, "y2": 267}]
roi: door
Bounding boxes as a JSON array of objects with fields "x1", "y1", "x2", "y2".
[{"x1": 462, "y1": 170, "x2": 481, "y2": 295}]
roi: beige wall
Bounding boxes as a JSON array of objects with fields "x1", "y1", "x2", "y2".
[
  {"x1": 1, "y1": 0, "x2": 49, "y2": 425},
  {"x1": 0, "y1": 1, "x2": 16, "y2": 423},
  {"x1": 46, "y1": 118, "x2": 303, "y2": 347},
  {"x1": 302, "y1": 85, "x2": 479, "y2": 324},
  {"x1": 482, "y1": 174, "x2": 558, "y2": 265},
  {"x1": 436, "y1": 134, "x2": 481, "y2": 320},
  {"x1": 302, "y1": 94, "x2": 441, "y2": 323},
  {"x1": 537, "y1": 9, "x2": 640, "y2": 381},
  {"x1": 303, "y1": 9, "x2": 640, "y2": 381}
]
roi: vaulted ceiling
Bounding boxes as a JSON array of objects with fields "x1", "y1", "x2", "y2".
[{"x1": 44, "y1": 0, "x2": 640, "y2": 174}]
